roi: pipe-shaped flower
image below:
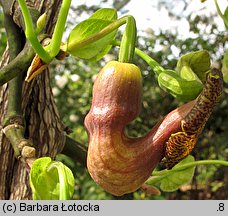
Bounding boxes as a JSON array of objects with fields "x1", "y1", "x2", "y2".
[{"x1": 85, "y1": 61, "x2": 223, "y2": 196}]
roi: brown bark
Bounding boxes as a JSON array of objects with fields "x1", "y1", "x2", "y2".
[{"x1": 0, "y1": 0, "x2": 65, "y2": 199}]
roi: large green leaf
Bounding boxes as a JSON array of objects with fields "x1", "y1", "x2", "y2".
[
  {"x1": 223, "y1": 6, "x2": 228, "y2": 29},
  {"x1": 29, "y1": 157, "x2": 74, "y2": 200},
  {"x1": 158, "y1": 70, "x2": 203, "y2": 101},
  {"x1": 67, "y1": 8, "x2": 117, "y2": 60},
  {"x1": 146, "y1": 155, "x2": 196, "y2": 192},
  {"x1": 177, "y1": 50, "x2": 210, "y2": 83},
  {"x1": 89, "y1": 8, "x2": 117, "y2": 20},
  {"x1": 160, "y1": 155, "x2": 196, "y2": 192}
]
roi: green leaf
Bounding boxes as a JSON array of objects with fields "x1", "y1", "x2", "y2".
[
  {"x1": 67, "y1": 19, "x2": 116, "y2": 60},
  {"x1": 158, "y1": 50, "x2": 211, "y2": 102},
  {"x1": 177, "y1": 50, "x2": 211, "y2": 83},
  {"x1": 146, "y1": 155, "x2": 196, "y2": 192},
  {"x1": 29, "y1": 157, "x2": 74, "y2": 200},
  {"x1": 223, "y1": 7, "x2": 228, "y2": 29},
  {"x1": 35, "y1": 13, "x2": 47, "y2": 34},
  {"x1": 89, "y1": 44, "x2": 113, "y2": 62},
  {"x1": 159, "y1": 155, "x2": 196, "y2": 192},
  {"x1": 89, "y1": 8, "x2": 117, "y2": 20},
  {"x1": 224, "y1": 7, "x2": 228, "y2": 20},
  {"x1": 179, "y1": 65, "x2": 202, "y2": 82},
  {"x1": 67, "y1": 8, "x2": 117, "y2": 60},
  {"x1": 158, "y1": 70, "x2": 203, "y2": 101}
]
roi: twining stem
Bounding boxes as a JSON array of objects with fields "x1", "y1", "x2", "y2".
[
  {"x1": 18, "y1": 0, "x2": 72, "y2": 62},
  {"x1": 214, "y1": 0, "x2": 223, "y2": 18},
  {"x1": 112, "y1": 40, "x2": 165, "y2": 75},
  {"x1": 2, "y1": 10, "x2": 24, "y2": 157},
  {"x1": 1, "y1": 4, "x2": 36, "y2": 161},
  {"x1": 17, "y1": 0, "x2": 52, "y2": 63},
  {"x1": 214, "y1": 0, "x2": 228, "y2": 29},
  {"x1": 134, "y1": 47, "x2": 165, "y2": 75},
  {"x1": 48, "y1": 0, "x2": 71, "y2": 58},
  {"x1": 118, "y1": 16, "x2": 136, "y2": 63}
]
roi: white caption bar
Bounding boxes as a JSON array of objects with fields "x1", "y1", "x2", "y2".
[{"x1": 0, "y1": 200, "x2": 227, "y2": 216}]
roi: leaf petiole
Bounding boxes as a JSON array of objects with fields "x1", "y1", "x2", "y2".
[
  {"x1": 64, "y1": 15, "x2": 136, "y2": 56},
  {"x1": 17, "y1": 0, "x2": 52, "y2": 63},
  {"x1": 146, "y1": 158, "x2": 228, "y2": 191},
  {"x1": 152, "y1": 159, "x2": 228, "y2": 177},
  {"x1": 112, "y1": 40, "x2": 165, "y2": 74},
  {"x1": 118, "y1": 15, "x2": 136, "y2": 63},
  {"x1": 48, "y1": 0, "x2": 71, "y2": 58},
  {"x1": 134, "y1": 47, "x2": 165, "y2": 75},
  {"x1": 214, "y1": 0, "x2": 228, "y2": 29}
]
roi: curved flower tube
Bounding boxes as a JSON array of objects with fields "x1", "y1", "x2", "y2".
[{"x1": 84, "y1": 61, "x2": 223, "y2": 196}]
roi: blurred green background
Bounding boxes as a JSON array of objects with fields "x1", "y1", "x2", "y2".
[{"x1": 0, "y1": 0, "x2": 227, "y2": 199}]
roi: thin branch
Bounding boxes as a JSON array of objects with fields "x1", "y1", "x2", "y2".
[
  {"x1": 0, "y1": 42, "x2": 35, "y2": 86},
  {"x1": 61, "y1": 136, "x2": 87, "y2": 168}
]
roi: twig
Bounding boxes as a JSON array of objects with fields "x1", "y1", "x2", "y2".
[
  {"x1": 61, "y1": 136, "x2": 87, "y2": 168},
  {"x1": 0, "y1": 42, "x2": 35, "y2": 86}
]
